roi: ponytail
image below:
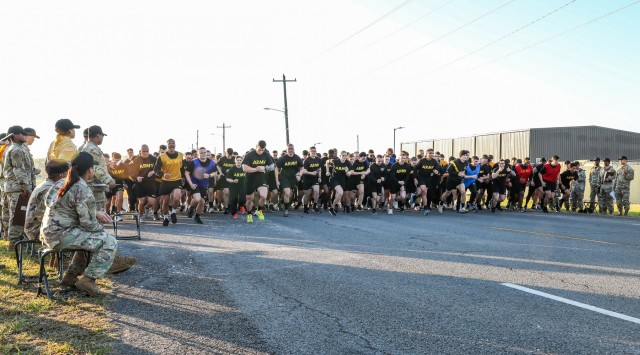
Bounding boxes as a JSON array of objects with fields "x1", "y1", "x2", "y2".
[{"x1": 57, "y1": 164, "x2": 91, "y2": 198}]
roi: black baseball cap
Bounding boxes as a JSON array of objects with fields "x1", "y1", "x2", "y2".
[
  {"x1": 618, "y1": 156, "x2": 628, "y2": 161},
  {"x1": 87, "y1": 125, "x2": 107, "y2": 137},
  {"x1": 55, "y1": 119, "x2": 80, "y2": 131},
  {"x1": 593, "y1": 157, "x2": 601, "y2": 162},
  {"x1": 7, "y1": 125, "x2": 28, "y2": 135},
  {"x1": 24, "y1": 127, "x2": 39, "y2": 138},
  {"x1": 604, "y1": 158, "x2": 611, "y2": 163}
]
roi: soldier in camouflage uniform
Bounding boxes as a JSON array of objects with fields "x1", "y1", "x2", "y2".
[
  {"x1": 570, "y1": 161, "x2": 586, "y2": 212},
  {"x1": 46, "y1": 118, "x2": 80, "y2": 163},
  {"x1": 2, "y1": 126, "x2": 35, "y2": 248},
  {"x1": 24, "y1": 160, "x2": 69, "y2": 240},
  {"x1": 599, "y1": 158, "x2": 616, "y2": 215},
  {"x1": 41, "y1": 152, "x2": 116, "y2": 296},
  {"x1": 79, "y1": 126, "x2": 115, "y2": 213},
  {"x1": 588, "y1": 157, "x2": 602, "y2": 212},
  {"x1": 614, "y1": 156, "x2": 635, "y2": 216},
  {"x1": 0, "y1": 133, "x2": 12, "y2": 241}
]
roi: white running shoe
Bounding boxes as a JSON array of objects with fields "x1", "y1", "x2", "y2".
[{"x1": 387, "y1": 209, "x2": 393, "y2": 215}]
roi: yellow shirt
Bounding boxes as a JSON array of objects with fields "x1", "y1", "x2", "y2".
[
  {"x1": 47, "y1": 135, "x2": 77, "y2": 163},
  {"x1": 158, "y1": 152, "x2": 184, "y2": 181}
]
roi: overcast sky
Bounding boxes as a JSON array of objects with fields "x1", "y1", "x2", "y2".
[{"x1": 2, "y1": 0, "x2": 638, "y2": 158}]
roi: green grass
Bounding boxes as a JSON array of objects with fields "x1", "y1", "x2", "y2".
[{"x1": 0, "y1": 240, "x2": 113, "y2": 354}]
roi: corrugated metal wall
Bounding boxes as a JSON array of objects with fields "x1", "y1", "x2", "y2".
[
  {"x1": 530, "y1": 126, "x2": 640, "y2": 161},
  {"x1": 453, "y1": 137, "x2": 475, "y2": 156},
  {"x1": 475, "y1": 134, "x2": 501, "y2": 159},
  {"x1": 434, "y1": 139, "x2": 453, "y2": 158},
  {"x1": 501, "y1": 130, "x2": 530, "y2": 160}
]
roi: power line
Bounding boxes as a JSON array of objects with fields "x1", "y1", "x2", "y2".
[
  {"x1": 361, "y1": 0, "x2": 517, "y2": 77},
  {"x1": 305, "y1": 0, "x2": 413, "y2": 63},
  {"x1": 362, "y1": 0, "x2": 455, "y2": 49},
  {"x1": 473, "y1": 0, "x2": 640, "y2": 71},
  {"x1": 423, "y1": 0, "x2": 577, "y2": 77}
]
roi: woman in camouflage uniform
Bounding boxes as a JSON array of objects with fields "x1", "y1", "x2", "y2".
[{"x1": 41, "y1": 152, "x2": 117, "y2": 297}]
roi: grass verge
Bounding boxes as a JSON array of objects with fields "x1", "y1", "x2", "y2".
[{"x1": 0, "y1": 240, "x2": 113, "y2": 354}]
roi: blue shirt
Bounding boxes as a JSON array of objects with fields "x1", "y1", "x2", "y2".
[{"x1": 464, "y1": 163, "x2": 481, "y2": 188}]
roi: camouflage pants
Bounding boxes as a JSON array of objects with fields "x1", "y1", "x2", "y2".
[
  {"x1": 1, "y1": 192, "x2": 24, "y2": 242},
  {"x1": 615, "y1": 187, "x2": 631, "y2": 213},
  {"x1": 570, "y1": 188, "x2": 585, "y2": 210},
  {"x1": 93, "y1": 190, "x2": 106, "y2": 213},
  {"x1": 599, "y1": 184, "x2": 614, "y2": 214},
  {"x1": 56, "y1": 226, "x2": 117, "y2": 279},
  {"x1": 0, "y1": 192, "x2": 6, "y2": 240},
  {"x1": 588, "y1": 184, "x2": 599, "y2": 207}
]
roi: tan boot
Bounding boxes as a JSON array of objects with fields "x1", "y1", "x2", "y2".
[
  {"x1": 107, "y1": 260, "x2": 131, "y2": 274},
  {"x1": 75, "y1": 275, "x2": 105, "y2": 297},
  {"x1": 114, "y1": 255, "x2": 137, "y2": 266},
  {"x1": 60, "y1": 273, "x2": 79, "y2": 288}
]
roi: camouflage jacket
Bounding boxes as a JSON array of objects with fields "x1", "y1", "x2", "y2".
[
  {"x1": 589, "y1": 165, "x2": 602, "y2": 186},
  {"x1": 80, "y1": 141, "x2": 114, "y2": 190},
  {"x1": 614, "y1": 165, "x2": 635, "y2": 189},
  {"x1": 46, "y1": 135, "x2": 77, "y2": 163},
  {"x1": 572, "y1": 169, "x2": 586, "y2": 190},
  {"x1": 41, "y1": 179, "x2": 103, "y2": 248},
  {"x1": 24, "y1": 179, "x2": 55, "y2": 240},
  {"x1": 2, "y1": 142, "x2": 34, "y2": 193},
  {"x1": 600, "y1": 166, "x2": 617, "y2": 185}
]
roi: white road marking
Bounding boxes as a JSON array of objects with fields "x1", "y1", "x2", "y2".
[{"x1": 502, "y1": 283, "x2": 640, "y2": 325}]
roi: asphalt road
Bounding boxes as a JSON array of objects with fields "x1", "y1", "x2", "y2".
[{"x1": 109, "y1": 207, "x2": 640, "y2": 354}]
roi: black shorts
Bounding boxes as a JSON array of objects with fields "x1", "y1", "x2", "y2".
[
  {"x1": 475, "y1": 181, "x2": 490, "y2": 190},
  {"x1": 106, "y1": 183, "x2": 124, "y2": 198},
  {"x1": 330, "y1": 176, "x2": 347, "y2": 190},
  {"x1": 158, "y1": 180, "x2": 183, "y2": 196},
  {"x1": 446, "y1": 179, "x2": 463, "y2": 191},
  {"x1": 136, "y1": 182, "x2": 158, "y2": 198},
  {"x1": 216, "y1": 176, "x2": 227, "y2": 190},
  {"x1": 405, "y1": 180, "x2": 417, "y2": 194},
  {"x1": 245, "y1": 173, "x2": 268, "y2": 194},
  {"x1": 347, "y1": 177, "x2": 363, "y2": 191},
  {"x1": 560, "y1": 184, "x2": 569, "y2": 193},
  {"x1": 390, "y1": 182, "x2": 405, "y2": 194},
  {"x1": 266, "y1": 172, "x2": 277, "y2": 191},
  {"x1": 492, "y1": 182, "x2": 507, "y2": 195},
  {"x1": 279, "y1": 175, "x2": 297, "y2": 189},
  {"x1": 190, "y1": 186, "x2": 208, "y2": 197},
  {"x1": 543, "y1": 182, "x2": 557, "y2": 192},
  {"x1": 302, "y1": 176, "x2": 319, "y2": 190},
  {"x1": 369, "y1": 181, "x2": 383, "y2": 194},
  {"x1": 511, "y1": 181, "x2": 523, "y2": 195},
  {"x1": 183, "y1": 180, "x2": 193, "y2": 192}
]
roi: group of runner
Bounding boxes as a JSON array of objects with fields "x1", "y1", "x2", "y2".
[{"x1": 105, "y1": 139, "x2": 633, "y2": 224}]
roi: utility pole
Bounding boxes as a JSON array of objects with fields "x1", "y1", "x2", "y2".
[
  {"x1": 272, "y1": 74, "x2": 297, "y2": 145},
  {"x1": 196, "y1": 130, "x2": 199, "y2": 149},
  {"x1": 217, "y1": 123, "x2": 231, "y2": 152},
  {"x1": 357, "y1": 135, "x2": 360, "y2": 152}
]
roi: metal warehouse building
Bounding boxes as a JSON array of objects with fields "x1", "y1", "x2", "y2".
[{"x1": 400, "y1": 125, "x2": 640, "y2": 162}]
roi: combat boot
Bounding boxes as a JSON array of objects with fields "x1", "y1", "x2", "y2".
[
  {"x1": 60, "y1": 273, "x2": 79, "y2": 288},
  {"x1": 75, "y1": 275, "x2": 106, "y2": 297}
]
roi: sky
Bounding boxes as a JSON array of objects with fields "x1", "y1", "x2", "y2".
[{"x1": 1, "y1": 0, "x2": 638, "y2": 159}]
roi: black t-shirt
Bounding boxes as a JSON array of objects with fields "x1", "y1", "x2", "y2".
[
  {"x1": 132, "y1": 155, "x2": 158, "y2": 184},
  {"x1": 331, "y1": 158, "x2": 351, "y2": 179},
  {"x1": 478, "y1": 164, "x2": 492, "y2": 182},
  {"x1": 446, "y1": 159, "x2": 468, "y2": 184},
  {"x1": 303, "y1": 156, "x2": 322, "y2": 177},
  {"x1": 276, "y1": 154, "x2": 303, "y2": 178},
  {"x1": 242, "y1": 150, "x2": 275, "y2": 177},
  {"x1": 369, "y1": 162, "x2": 387, "y2": 183},
  {"x1": 492, "y1": 166, "x2": 509, "y2": 187},
  {"x1": 349, "y1": 160, "x2": 369, "y2": 180},
  {"x1": 226, "y1": 166, "x2": 246, "y2": 186},
  {"x1": 560, "y1": 170, "x2": 578, "y2": 188},
  {"x1": 217, "y1": 156, "x2": 236, "y2": 176},
  {"x1": 415, "y1": 158, "x2": 439, "y2": 180},
  {"x1": 390, "y1": 162, "x2": 410, "y2": 184}
]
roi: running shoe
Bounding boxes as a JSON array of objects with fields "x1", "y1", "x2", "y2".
[
  {"x1": 247, "y1": 214, "x2": 253, "y2": 223},
  {"x1": 387, "y1": 209, "x2": 393, "y2": 215},
  {"x1": 162, "y1": 217, "x2": 169, "y2": 226},
  {"x1": 257, "y1": 210, "x2": 265, "y2": 221},
  {"x1": 232, "y1": 213, "x2": 238, "y2": 219},
  {"x1": 437, "y1": 203, "x2": 443, "y2": 214},
  {"x1": 423, "y1": 208, "x2": 430, "y2": 216},
  {"x1": 170, "y1": 211, "x2": 177, "y2": 224},
  {"x1": 284, "y1": 209, "x2": 289, "y2": 217},
  {"x1": 329, "y1": 207, "x2": 337, "y2": 216},
  {"x1": 194, "y1": 214, "x2": 203, "y2": 224},
  {"x1": 239, "y1": 206, "x2": 246, "y2": 214}
]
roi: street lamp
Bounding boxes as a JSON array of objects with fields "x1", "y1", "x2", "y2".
[
  {"x1": 264, "y1": 107, "x2": 289, "y2": 145},
  {"x1": 313, "y1": 142, "x2": 321, "y2": 147},
  {"x1": 393, "y1": 126, "x2": 405, "y2": 154}
]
